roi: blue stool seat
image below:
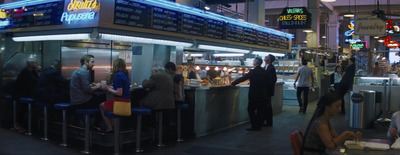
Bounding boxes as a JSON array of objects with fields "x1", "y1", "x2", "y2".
[
  {"x1": 132, "y1": 107, "x2": 152, "y2": 115},
  {"x1": 36, "y1": 101, "x2": 51, "y2": 107},
  {"x1": 20, "y1": 97, "x2": 34, "y2": 103},
  {"x1": 104, "y1": 111, "x2": 118, "y2": 118},
  {"x1": 54, "y1": 103, "x2": 72, "y2": 110},
  {"x1": 176, "y1": 104, "x2": 188, "y2": 109},
  {"x1": 54, "y1": 102, "x2": 72, "y2": 147},
  {"x1": 76, "y1": 108, "x2": 99, "y2": 115},
  {"x1": 5, "y1": 94, "x2": 13, "y2": 101}
]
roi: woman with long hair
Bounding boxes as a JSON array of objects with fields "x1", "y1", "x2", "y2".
[
  {"x1": 100, "y1": 58, "x2": 130, "y2": 133},
  {"x1": 302, "y1": 93, "x2": 362, "y2": 154}
]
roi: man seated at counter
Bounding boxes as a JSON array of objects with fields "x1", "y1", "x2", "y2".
[
  {"x1": 231, "y1": 57, "x2": 268, "y2": 131},
  {"x1": 139, "y1": 65, "x2": 175, "y2": 110},
  {"x1": 387, "y1": 111, "x2": 400, "y2": 143},
  {"x1": 70, "y1": 55, "x2": 106, "y2": 129},
  {"x1": 165, "y1": 62, "x2": 184, "y2": 102},
  {"x1": 34, "y1": 60, "x2": 69, "y2": 103}
]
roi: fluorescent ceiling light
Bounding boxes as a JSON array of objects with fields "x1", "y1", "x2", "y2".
[
  {"x1": 0, "y1": 0, "x2": 62, "y2": 9},
  {"x1": 252, "y1": 51, "x2": 285, "y2": 57},
  {"x1": 303, "y1": 29, "x2": 313, "y2": 33},
  {"x1": 12, "y1": 33, "x2": 90, "y2": 42},
  {"x1": 185, "y1": 54, "x2": 203, "y2": 57},
  {"x1": 100, "y1": 34, "x2": 192, "y2": 47},
  {"x1": 213, "y1": 53, "x2": 244, "y2": 57},
  {"x1": 321, "y1": 0, "x2": 336, "y2": 2},
  {"x1": 343, "y1": 13, "x2": 354, "y2": 18},
  {"x1": 199, "y1": 45, "x2": 249, "y2": 53}
]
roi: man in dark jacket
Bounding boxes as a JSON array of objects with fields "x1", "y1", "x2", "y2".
[
  {"x1": 34, "y1": 60, "x2": 69, "y2": 103},
  {"x1": 231, "y1": 57, "x2": 268, "y2": 131},
  {"x1": 263, "y1": 54, "x2": 277, "y2": 127}
]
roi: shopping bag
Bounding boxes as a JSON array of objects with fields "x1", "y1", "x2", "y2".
[{"x1": 113, "y1": 97, "x2": 131, "y2": 116}]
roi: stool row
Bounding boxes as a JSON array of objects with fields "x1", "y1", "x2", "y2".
[{"x1": 4, "y1": 95, "x2": 189, "y2": 155}]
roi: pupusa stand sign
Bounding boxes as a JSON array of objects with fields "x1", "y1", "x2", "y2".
[{"x1": 60, "y1": 0, "x2": 99, "y2": 24}]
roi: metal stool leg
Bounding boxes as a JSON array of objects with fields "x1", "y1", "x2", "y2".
[
  {"x1": 59, "y1": 110, "x2": 67, "y2": 147},
  {"x1": 26, "y1": 103, "x2": 32, "y2": 136},
  {"x1": 113, "y1": 118, "x2": 120, "y2": 155},
  {"x1": 136, "y1": 115, "x2": 143, "y2": 152},
  {"x1": 81, "y1": 114, "x2": 90, "y2": 154},
  {"x1": 12, "y1": 100, "x2": 16, "y2": 130},
  {"x1": 157, "y1": 111, "x2": 165, "y2": 147},
  {"x1": 177, "y1": 109, "x2": 184, "y2": 142},
  {"x1": 41, "y1": 106, "x2": 48, "y2": 140}
]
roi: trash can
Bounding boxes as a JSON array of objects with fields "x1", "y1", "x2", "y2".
[{"x1": 349, "y1": 90, "x2": 376, "y2": 129}]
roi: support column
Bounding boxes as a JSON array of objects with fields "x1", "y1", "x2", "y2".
[
  {"x1": 245, "y1": 0, "x2": 265, "y2": 26},
  {"x1": 327, "y1": 10, "x2": 339, "y2": 53},
  {"x1": 306, "y1": 0, "x2": 320, "y2": 49}
]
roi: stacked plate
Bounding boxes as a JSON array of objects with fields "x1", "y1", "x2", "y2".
[{"x1": 189, "y1": 79, "x2": 201, "y2": 86}]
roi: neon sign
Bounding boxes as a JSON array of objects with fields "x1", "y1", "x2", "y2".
[
  {"x1": 345, "y1": 39, "x2": 361, "y2": 43},
  {"x1": 279, "y1": 7, "x2": 311, "y2": 29},
  {"x1": 384, "y1": 35, "x2": 399, "y2": 49},
  {"x1": 0, "y1": 11, "x2": 7, "y2": 19},
  {"x1": 61, "y1": 11, "x2": 96, "y2": 24},
  {"x1": 67, "y1": 0, "x2": 98, "y2": 11},
  {"x1": 0, "y1": 19, "x2": 10, "y2": 27},
  {"x1": 344, "y1": 20, "x2": 354, "y2": 36},
  {"x1": 61, "y1": 0, "x2": 99, "y2": 24},
  {"x1": 350, "y1": 42, "x2": 366, "y2": 50}
]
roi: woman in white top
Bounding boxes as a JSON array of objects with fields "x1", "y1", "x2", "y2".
[{"x1": 330, "y1": 66, "x2": 342, "y2": 92}]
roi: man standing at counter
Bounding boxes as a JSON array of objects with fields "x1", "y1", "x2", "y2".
[
  {"x1": 231, "y1": 57, "x2": 268, "y2": 131},
  {"x1": 264, "y1": 54, "x2": 277, "y2": 127}
]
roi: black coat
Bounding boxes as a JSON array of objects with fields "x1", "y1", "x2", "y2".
[
  {"x1": 265, "y1": 64, "x2": 277, "y2": 96},
  {"x1": 34, "y1": 67, "x2": 69, "y2": 103},
  {"x1": 232, "y1": 66, "x2": 268, "y2": 102},
  {"x1": 14, "y1": 67, "x2": 39, "y2": 98}
]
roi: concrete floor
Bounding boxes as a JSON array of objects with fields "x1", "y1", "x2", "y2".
[{"x1": 0, "y1": 93, "x2": 389, "y2": 154}]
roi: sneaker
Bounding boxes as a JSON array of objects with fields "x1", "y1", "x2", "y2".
[
  {"x1": 299, "y1": 107, "x2": 304, "y2": 113},
  {"x1": 14, "y1": 125, "x2": 26, "y2": 133}
]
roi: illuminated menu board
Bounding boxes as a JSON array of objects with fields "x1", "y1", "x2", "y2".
[
  {"x1": 113, "y1": 0, "x2": 290, "y2": 50},
  {"x1": 6, "y1": 1, "x2": 64, "y2": 28}
]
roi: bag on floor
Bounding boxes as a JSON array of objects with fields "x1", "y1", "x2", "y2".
[{"x1": 113, "y1": 97, "x2": 131, "y2": 116}]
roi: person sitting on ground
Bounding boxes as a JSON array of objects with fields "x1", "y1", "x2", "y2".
[
  {"x1": 387, "y1": 111, "x2": 400, "y2": 143},
  {"x1": 99, "y1": 58, "x2": 130, "y2": 133},
  {"x1": 302, "y1": 92, "x2": 362, "y2": 154}
]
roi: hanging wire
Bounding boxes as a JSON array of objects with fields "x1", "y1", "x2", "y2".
[{"x1": 287, "y1": 0, "x2": 289, "y2": 7}]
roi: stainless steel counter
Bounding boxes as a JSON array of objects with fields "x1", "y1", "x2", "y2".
[{"x1": 184, "y1": 82, "x2": 283, "y2": 137}]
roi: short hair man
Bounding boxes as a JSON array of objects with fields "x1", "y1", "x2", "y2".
[
  {"x1": 294, "y1": 59, "x2": 314, "y2": 114},
  {"x1": 263, "y1": 54, "x2": 277, "y2": 126},
  {"x1": 231, "y1": 57, "x2": 269, "y2": 131},
  {"x1": 70, "y1": 55, "x2": 106, "y2": 109}
]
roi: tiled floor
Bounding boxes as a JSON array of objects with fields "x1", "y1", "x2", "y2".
[{"x1": 0, "y1": 93, "x2": 389, "y2": 154}]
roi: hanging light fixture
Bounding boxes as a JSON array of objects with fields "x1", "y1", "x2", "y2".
[
  {"x1": 321, "y1": 0, "x2": 336, "y2": 2},
  {"x1": 343, "y1": 0, "x2": 354, "y2": 17}
]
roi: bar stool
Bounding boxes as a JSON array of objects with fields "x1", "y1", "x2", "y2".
[
  {"x1": 153, "y1": 109, "x2": 172, "y2": 147},
  {"x1": 36, "y1": 101, "x2": 51, "y2": 141},
  {"x1": 54, "y1": 103, "x2": 72, "y2": 147},
  {"x1": 75, "y1": 108, "x2": 99, "y2": 154},
  {"x1": 104, "y1": 111, "x2": 123, "y2": 155},
  {"x1": 132, "y1": 107, "x2": 151, "y2": 152},
  {"x1": 175, "y1": 103, "x2": 188, "y2": 142},
  {"x1": 5, "y1": 95, "x2": 16, "y2": 130},
  {"x1": 20, "y1": 97, "x2": 35, "y2": 136}
]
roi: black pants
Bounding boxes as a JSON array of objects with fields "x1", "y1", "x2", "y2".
[
  {"x1": 296, "y1": 87, "x2": 309, "y2": 111},
  {"x1": 335, "y1": 84, "x2": 349, "y2": 113},
  {"x1": 264, "y1": 96, "x2": 273, "y2": 125},
  {"x1": 248, "y1": 100, "x2": 266, "y2": 129}
]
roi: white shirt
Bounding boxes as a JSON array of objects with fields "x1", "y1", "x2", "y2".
[
  {"x1": 296, "y1": 65, "x2": 313, "y2": 87},
  {"x1": 387, "y1": 111, "x2": 400, "y2": 140}
]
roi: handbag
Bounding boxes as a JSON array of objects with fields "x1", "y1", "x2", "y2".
[{"x1": 113, "y1": 97, "x2": 131, "y2": 116}]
